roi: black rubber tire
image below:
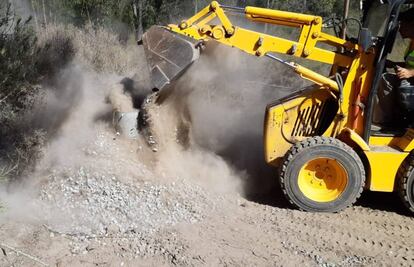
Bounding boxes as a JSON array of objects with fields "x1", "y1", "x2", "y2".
[
  {"x1": 279, "y1": 136, "x2": 366, "y2": 213},
  {"x1": 397, "y1": 153, "x2": 414, "y2": 213}
]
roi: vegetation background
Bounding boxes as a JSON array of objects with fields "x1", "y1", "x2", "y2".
[
  {"x1": 0, "y1": 0, "x2": 361, "y2": 185},
  {"x1": 23, "y1": 0, "x2": 360, "y2": 37}
]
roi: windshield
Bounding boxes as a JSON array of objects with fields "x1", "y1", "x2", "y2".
[{"x1": 363, "y1": 1, "x2": 390, "y2": 37}]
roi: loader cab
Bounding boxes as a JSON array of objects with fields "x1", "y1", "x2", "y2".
[{"x1": 362, "y1": 0, "x2": 413, "y2": 139}]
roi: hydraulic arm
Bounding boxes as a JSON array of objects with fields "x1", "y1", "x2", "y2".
[
  {"x1": 166, "y1": 1, "x2": 362, "y2": 91},
  {"x1": 142, "y1": 1, "x2": 374, "y2": 137}
]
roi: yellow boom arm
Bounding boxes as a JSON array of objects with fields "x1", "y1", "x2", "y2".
[{"x1": 168, "y1": 1, "x2": 361, "y2": 91}]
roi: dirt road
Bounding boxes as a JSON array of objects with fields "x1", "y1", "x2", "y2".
[{"x1": 1, "y1": 122, "x2": 414, "y2": 267}]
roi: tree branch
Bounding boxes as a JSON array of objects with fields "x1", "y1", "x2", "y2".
[{"x1": 0, "y1": 243, "x2": 48, "y2": 266}]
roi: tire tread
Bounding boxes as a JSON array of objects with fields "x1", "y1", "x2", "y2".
[
  {"x1": 397, "y1": 153, "x2": 414, "y2": 213},
  {"x1": 279, "y1": 136, "x2": 366, "y2": 212}
]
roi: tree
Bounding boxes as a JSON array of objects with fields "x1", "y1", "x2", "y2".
[
  {"x1": 0, "y1": 3, "x2": 41, "y2": 179},
  {"x1": 0, "y1": 3, "x2": 39, "y2": 116},
  {"x1": 132, "y1": 0, "x2": 144, "y2": 41},
  {"x1": 0, "y1": 3, "x2": 74, "y2": 180}
]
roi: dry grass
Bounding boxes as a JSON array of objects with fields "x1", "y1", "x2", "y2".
[
  {"x1": 38, "y1": 24, "x2": 142, "y2": 75},
  {"x1": 0, "y1": 163, "x2": 17, "y2": 184},
  {"x1": 0, "y1": 172, "x2": 7, "y2": 183},
  {"x1": 0, "y1": 167, "x2": 7, "y2": 211}
]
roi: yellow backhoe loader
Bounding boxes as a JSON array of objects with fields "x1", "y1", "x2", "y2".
[{"x1": 140, "y1": 0, "x2": 414, "y2": 213}]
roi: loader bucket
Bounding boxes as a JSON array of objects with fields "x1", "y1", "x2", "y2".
[{"x1": 142, "y1": 26, "x2": 200, "y2": 93}]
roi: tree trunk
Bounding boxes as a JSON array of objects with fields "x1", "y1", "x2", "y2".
[
  {"x1": 30, "y1": 0, "x2": 39, "y2": 31},
  {"x1": 48, "y1": 2, "x2": 52, "y2": 25},
  {"x1": 340, "y1": 0, "x2": 351, "y2": 39},
  {"x1": 132, "y1": 0, "x2": 144, "y2": 42},
  {"x1": 264, "y1": 0, "x2": 270, "y2": 33},
  {"x1": 41, "y1": 0, "x2": 47, "y2": 26}
]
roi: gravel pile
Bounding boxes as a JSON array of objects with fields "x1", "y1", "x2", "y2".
[
  {"x1": 30, "y1": 122, "x2": 222, "y2": 261},
  {"x1": 41, "y1": 167, "x2": 213, "y2": 238}
]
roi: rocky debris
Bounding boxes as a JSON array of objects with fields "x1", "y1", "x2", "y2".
[
  {"x1": 138, "y1": 93, "x2": 159, "y2": 152},
  {"x1": 280, "y1": 240, "x2": 373, "y2": 267},
  {"x1": 41, "y1": 167, "x2": 213, "y2": 237},
  {"x1": 36, "y1": 164, "x2": 217, "y2": 264},
  {"x1": 29, "y1": 123, "x2": 220, "y2": 264}
]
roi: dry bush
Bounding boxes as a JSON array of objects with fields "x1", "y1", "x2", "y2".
[
  {"x1": 0, "y1": 164, "x2": 17, "y2": 184},
  {"x1": 36, "y1": 31, "x2": 76, "y2": 79},
  {"x1": 38, "y1": 23, "x2": 141, "y2": 75}
]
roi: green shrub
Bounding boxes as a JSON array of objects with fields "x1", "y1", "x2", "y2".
[
  {"x1": 0, "y1": 4, "x2": 41, "y2": 180},
  {"x1": 0, "y1": 4, "x2": 40, "y2": 109},
  {"x1": 0, "y1": 4, "x2": 74, "y2": 181}
]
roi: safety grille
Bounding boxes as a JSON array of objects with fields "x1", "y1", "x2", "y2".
[{"x1": 291, "y1": 102, "x2": 327, "y2": 137}]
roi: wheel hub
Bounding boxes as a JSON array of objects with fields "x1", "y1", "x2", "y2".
[{"x1": 298, "y1": 157, "x2": 348, "y2": 202}]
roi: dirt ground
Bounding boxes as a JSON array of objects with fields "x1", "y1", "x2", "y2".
[{"x1": 1, "y1": 121, "x2": 414, "y2": 267}]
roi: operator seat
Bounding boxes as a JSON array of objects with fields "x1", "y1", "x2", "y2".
[
  {"x1": 372, "y1": 72, "x2": 414, "y2": 135},
  {"x1": 397, "y1": 78, "x2": 414, "y2": 127}
]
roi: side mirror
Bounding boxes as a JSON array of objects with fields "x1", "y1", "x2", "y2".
[{"x1": 359, "y1": 28, "x2": 373, "y2": 52}]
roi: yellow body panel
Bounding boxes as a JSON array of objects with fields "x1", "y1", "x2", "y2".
[
  {"x1": 264, "y1": 87, "x2": 339, "y2": 165},
  {"x1": 264, "y1": 104, "x2": 290, "y2": 165},
  {"x1": 396, "y1": 129, "x2": 414, "y2": 152},
  {"x1": 369, "y1": 130, "x2": 414, "y2": 152},
  {"x1": 341, "y1": 128, "x2": 370, "y2": 151},
  {"x1": 369, "y1": 136, "x2": 399, "y2": 146},
  {"x1": 364, "y1": 149, "x2": 408, "y2": 192}
]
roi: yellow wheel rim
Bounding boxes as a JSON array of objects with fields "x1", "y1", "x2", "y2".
[{"x1": 298, "y1": 157, "x2": 348, "y2": 203}]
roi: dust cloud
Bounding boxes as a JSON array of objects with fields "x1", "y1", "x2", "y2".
[
  {"x1": 3, "y1": 0, "x2": 306, "y2": 205},
  {"x1": 147, "y1": 45, "x2": 304, "y2": 196},
  {"x1": 0, "y1": 39, "x2": 303, "y2": 221},
  {"x1": 0, "y1": 63, "x2": 123, "y2": 221},
  {"x1": 34, "y1": 64, "x2": 119, "y2": 169}
]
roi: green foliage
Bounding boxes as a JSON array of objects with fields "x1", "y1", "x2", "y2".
[
  {"x1": 0, "y1": 163, "x2": 17, "y2": 184},
  {"x1": 26, "y1": 0, "x2": 362, "y2": 38},
  {"x1": 306, "y1": 0, "x2": 339, "y2": 17},
  {"x1": 0, "y1": 4, "x2": 43, "y2": 179},
  {"x1": 61, "y1": 0, "x2": 131, "y2": 25},
  {"x1": 0, "y1": 3, "x2": 74, "y2": 181},
  {"x1": 0, "y1": 4, "x2": 40, "y2": 118}
]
